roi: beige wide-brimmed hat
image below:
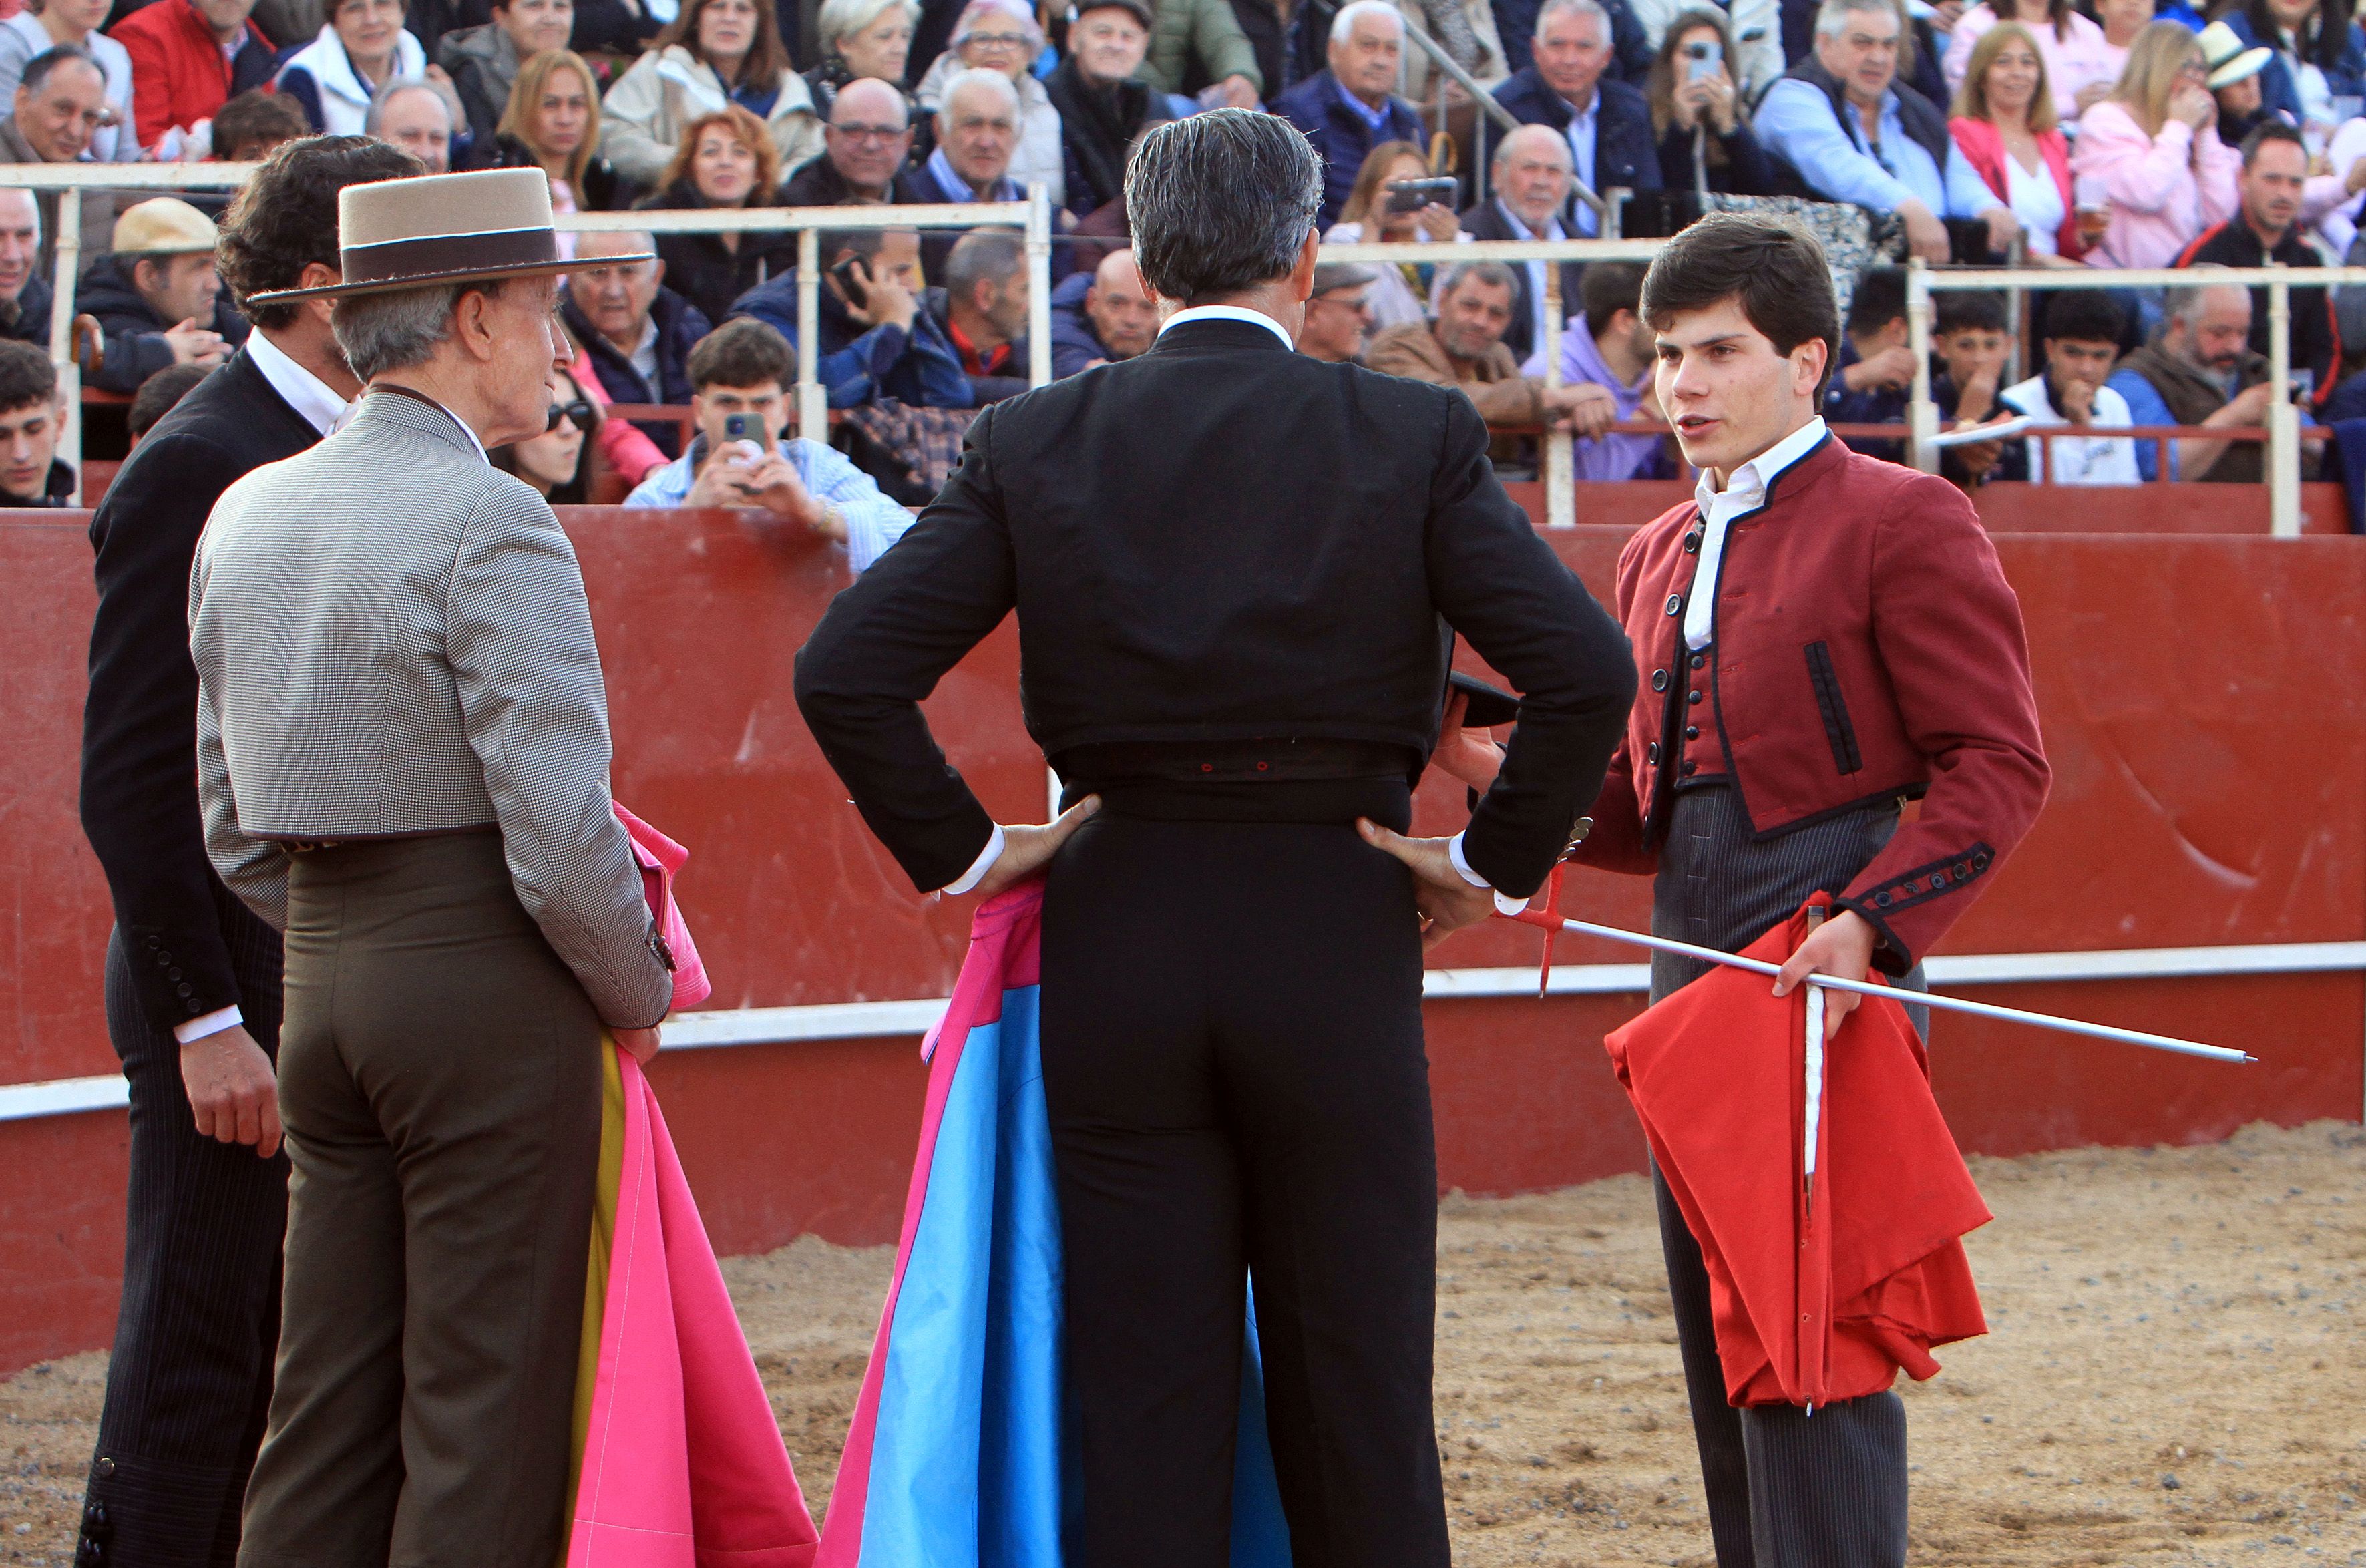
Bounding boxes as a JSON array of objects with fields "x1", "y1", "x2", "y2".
[
  {"x1": 2198, "y1": 20, "x2": 2273, "y2": 91},
  {"x1": 246, "y1": 167, "x2": 652, "y2": 304}
]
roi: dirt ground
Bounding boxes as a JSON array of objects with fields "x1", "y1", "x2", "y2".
[{"x1": 5, "y1": 1120, "x2": 2361, "y2": 1566}]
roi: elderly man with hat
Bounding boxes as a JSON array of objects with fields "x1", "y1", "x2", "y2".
[
  {"x1": 80, "y1": 196, "x2": 251, "y2": 393},
  {"x1": 190, "y1": 166, "x2": 674, "y2": 1568},
  {"x1": 1043, "y1": 0, "x2": 1171, "y2": 220}
]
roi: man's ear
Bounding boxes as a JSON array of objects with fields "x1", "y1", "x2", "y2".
[
  {"x1": 648, "y1": 256, "x2": 666, "y2": 288},
  {"x1": 1288, "y1": 226, "x2": 1319, "y2": 303},
  {"x1": 1795, "y1": 335, "x2": 1830, "y2": 396}
]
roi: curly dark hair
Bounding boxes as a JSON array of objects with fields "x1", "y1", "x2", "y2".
[{"x1": 218, "y1": 135, "x2": 423, "y2": 331}]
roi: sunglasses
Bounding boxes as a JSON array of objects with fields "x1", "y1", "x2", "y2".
[{"x1": 547, "y1": 398, "x2": 595, "y2": 433}]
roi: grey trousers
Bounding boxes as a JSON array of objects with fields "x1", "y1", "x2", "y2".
[
  {"x1": 1647, "y1": 784, "x2": 1926, "y2": 1568},
  {"x1": 237, "y1": 831, "x2": 602, "y2": 1568}
]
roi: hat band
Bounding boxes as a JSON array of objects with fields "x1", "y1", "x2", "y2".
[{"x1": 340, "y1": 226, "x2": 558, "y2": 285}]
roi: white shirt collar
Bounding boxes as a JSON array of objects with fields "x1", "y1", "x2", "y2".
[
  {"x1": 1683, "y1": 415, "x2": 1828, "y2": 653},
  {"x1": 367, "y1": 385, "x2": 488, "y2": 459},
  {"x1": 1157, "y1": 304, "x2": 1295, "y2": 352},
  {"x1": 1692, "y1": 414, "x2": 1828, "y2": 512},
  {"x1": 245, "y1": 327, "x2": 353, "y2": 437}
]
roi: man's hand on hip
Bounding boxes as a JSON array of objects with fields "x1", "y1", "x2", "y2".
[
  {"x1": 181, "y1": 1025, "x2": 282, "y2": 1158},
  {"x1": 1356, "y1": 819, "x2": 1497, "y2": 950},
  {"x1": 976, "y1": 795, "x2": 1102, "y2": 899}
]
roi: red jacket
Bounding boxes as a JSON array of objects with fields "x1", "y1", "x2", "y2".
[
  {"x1": 112, "y1": 0, "x2": 276, "y2": 146},
  {"x1": 1575, "y1": 434, "x2": 2049, "y2": 970},
  {"x1": 1949, "y1": 116, "x2": 2084, "y2": 261}
]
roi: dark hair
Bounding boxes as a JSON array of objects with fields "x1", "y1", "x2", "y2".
[
  {"x1": 128, "y1": 361, "x2": 212, "y2": 436},
  {"x1": 219, "y1": 135, "x2": 423, "y2": 331},
  {"x1": 1640, "y1": 212, "x2": 1839, "y2": 396},
  {"x1": 1844, "y1": 264, "x2": 1906, "y2": 337},
  {"x1": 1579, "y1": 260, "x2": 1646, "y2": 337},
  {"x1": 20, "y1": 45, "x2": 99, "y2": 96},
  {"x1": 687, "y1": 315, "x2": 795, "y2": 390},
  {"x1": 211, "y1": 88, "x2": 311, "y2": 159},
  {"x1": 1980, "y1": 0, "x2": 2067, "y2": 35},
  {"x1": 2238, "y1": 0, "x2": 2352, "y2": 69},
  {"x1": 0, "y1": 338, "x2": 56, "y2": 413},
  {"x1": 1646, "y1": 7, "x2": 1738, "y2": 146},
  {"x1": 1126, "y1": 108, "x2": 1322, "y2": 306},
  {"x1": 1935, "y1": 289, "x2": 2007, "y2": 336},
  {"x1": 2239, "y1": 117, "x2": 2307, "y2": 167},
  {"x1": 491, "y1": 365, "x2": 600, "y2": 502},
  {"x1": 2043, "y1": 287, "x2": 2124, "y2": 345},
  {"x1": 824, "y1": 226, "x2": 900, "y2": 263},
  {"x1": 656, "y1": 0, "x2": 793, "y2": 88}
]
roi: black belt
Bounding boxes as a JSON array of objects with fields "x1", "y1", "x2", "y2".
[
  {"x1": 1053, "y1": 737, "x2": 1420, "y2": 787},
  {"x1": 276, "y1": 823, "x2": 500, "y2": 855}
]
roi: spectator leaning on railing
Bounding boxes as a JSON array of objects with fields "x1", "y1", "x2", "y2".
[
  {"x1": 781, "y1": 74, "x2": 924, "y2": 202},
  {"x1": 2175, "y1": 120, "x2": 2338, "y2": 399},
  {"x1": 805, "y1": 0, "x2": 918, "y2": 120},
  {"x1": 936, "y1": 227, "x2": 1034, "y2": 401},
  {"x1": 1046, "y1": 0, "x2": 1173, "y2": 221},
  {"x1": 1929, "y1": 288, "x2": 2016, "y2": 486},
  {"x1": 563, "y1": 226, "x2": 713, "y2": 453},
  {"x1": 82, "y1": 198, "x2": 252, "y2": 394},
  {"x1": 1998, "y1": 288, "x2": 2140, "y2": 483},
  {"x1": 600, "y1": 0, "x2": 824, "y2": 189},
  {"x1": 0, "y1": 189, "x2": 52, "y2": 349},
  {"x1": 729, "y1": 224, "x2": 972, "y2": 407},
  {"x1": 914, "y1": 0, "x2": 1066, "y2": 207},
  {"x1": 1049, "y1": 245, "x2": 1155, "y2": 373},
  {"x1": 1366, "y1": 260, "x2": 1616, "y2": 437},
  {"x1": 1645, "y1": 7, "x2": 1776, "y2": 197},
  {"x1": 1275, "y1": 0, "x2": 1423, "y2": 228},
  {"x1": 367, "y1": 77, "x2": 455, "y2": 170},
  {"x1": 1941, "y1": 0, "x2": 2114, "y2": 124},
  {"x1": 1558, "y1": 259, "x2": 1672, "y2": 479},
  {"x1": 1294, "y1": 258, "x2": 1378, "y2": 362},
  {"x1": 2107, "y1": 278, "x2": 2279, "y2": 481},
  {"x1": 1489, "y1": 0, "x2": 1662, "y2": 235},
  {"x1": 2071, "y1": 20, "x2": 2240, "y2": 268},
  {"x1": 0, "y1": 0, "x2": 136, "y2": 160},
  {"x1": 639, "y1": 104, "x2": 795, "y2": 328},
  {"x1": 112, "y1": 0, "x2": 276, "y2": 148},
  {"x1": 211, "y1": 85, "x2": 311, "y2": 160},
  {"x1": 1460, "y1": 124, "x2": 1581, "y2": 370},
  {"x1": 1326, "y1": 140, "x2": 1470, "y2": 335},
  {"x1": 1950, "y1": 21, "x2": 2088, "y2": 262},
  {"x1": 437, "y1": 0, "x2": 572, "y2": 144},
  {"x1": 0, "y1": 338, "x2": 69, "y2": 504}
]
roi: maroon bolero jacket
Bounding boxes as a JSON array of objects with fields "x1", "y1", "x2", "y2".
[{"x1": 1575, "y1": 435, "x2": 2051, "y2": 970}]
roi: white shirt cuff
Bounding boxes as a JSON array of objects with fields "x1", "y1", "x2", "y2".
[
  {"x1": 173, "y1": 1005, "x2": 244, "y2": 1045},
  {"x1": 1448, "y1": 832, "x2": 1531, "y2": 916},
  {"x1": 939, "y1": 823, "x2": 1006, "y2": 896}
]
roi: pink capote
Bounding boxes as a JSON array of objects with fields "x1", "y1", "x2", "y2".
[{"x1": 566, "y1": 1050, "x2": 819, "y2": 1568}]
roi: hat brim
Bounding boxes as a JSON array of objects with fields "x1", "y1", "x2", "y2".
[
  {"x1": 2207, "y1": 45, "x2": 2273, "y2": 89},
  {"x1": 245, "y1": 249, "x2": 656, "y2": 305}
]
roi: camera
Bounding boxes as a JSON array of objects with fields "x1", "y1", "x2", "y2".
[{"x1": 1384, "y1": 176, "x2": 1460, "y2": 214}]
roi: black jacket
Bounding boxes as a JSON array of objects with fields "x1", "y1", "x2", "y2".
[
  {"x1": 78, "y1": 253, "x2": 252, "y2": 394},
  {"x1": 779, "y1": 154, "x2": 932, "y2": 207},
  {"x1": 793, "y1": 317, "x2": 1637, "y2": 896},
  {"x1": 1044, "y1": 57, "x2": 1172, "y2": 219},
  {"x1": 1, "y1": 270, "x2": 52, "y2": 346},
  {"x1": 1458, "y1": 197, "x2": 1583, "y2": 367},
  {"x1": 79, "y1": 348, "x2": 319, "y2": 1037},
  {"x1": 562, "y1": 287, "x2": 711, "y2": 455},
  {"x1": 638, "y1": 181, "x2": 799, "y2": 331},
  {"x1": 1484, "y1": 69, "x2": 1663, "y2": 214}
]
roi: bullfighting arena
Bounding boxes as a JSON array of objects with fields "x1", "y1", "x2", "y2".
[{"x1": 3, "y1": 1119, "x2": 2359, "y2": 1565}]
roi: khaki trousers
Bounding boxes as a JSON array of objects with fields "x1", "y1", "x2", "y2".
[{"x1": 238, "y1": 831, "x2": 602, "y2": 1568}]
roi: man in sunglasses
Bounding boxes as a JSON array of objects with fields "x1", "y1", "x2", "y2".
[{"x1": 624, "y1": 315, "x2": 914, "y2": 571}]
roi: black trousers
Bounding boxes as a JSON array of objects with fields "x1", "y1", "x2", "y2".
[
  {"x1": 82, "y1": 886, "x2": 287, "y2": 1568},
  {"x1": 1648, "y1": 784, "x2": 1926, "y2": 1568},
  {"x1": 1038, "y1": 809, "x2": 1449, "y2": 1568}
]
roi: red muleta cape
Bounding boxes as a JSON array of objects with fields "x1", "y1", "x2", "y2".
[{"x1": 1605, "y1": 902, "x2": 1992, "y2": 1408}]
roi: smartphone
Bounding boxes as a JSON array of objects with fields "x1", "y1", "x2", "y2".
[
  {"x1": 721, "y1": 413, "x2": 758, "y2": 445},
  {"x1": 2290, "y1": 369, "x2": 2316, "y2": 404},
  {"x1": 829, "y1": 255, "x2": 870, "y2": 309},
  {"x1": 1384, "y1": 176, "x2": 1459, "y2": 214},
  {"x1": 1682, "y1": 37, "x2": 1722, "y2": 81}
]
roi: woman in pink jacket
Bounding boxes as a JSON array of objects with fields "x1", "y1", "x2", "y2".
[
  {"x1": 2071, "y1": 21, "x2": 2242, "y2": 268},
  {"x1": 1943, "y1": 0, "x2": 2117, "y2": 122}
]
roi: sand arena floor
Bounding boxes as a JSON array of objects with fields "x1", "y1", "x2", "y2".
[{"x1": 3, "y1": 1120, "x2": 2361, "y2": 1565}]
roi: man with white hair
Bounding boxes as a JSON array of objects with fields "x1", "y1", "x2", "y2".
[
  {"x1": 365, "y1": 77, "x2": 453, "y2": 172},
  {"x1": 1754, "y1": 0, "x2": 2016, "y2": 262},
  {"x1": 910, "y1": 66, "x2": 1026, "y2": 280},
  {"x1": 562, "y1": 226, "x2": 711, "y2": 455},
  {"x1": 1458, "y1": 122, "x2": 1581, "y2": 369},
  {"x1": 1275, "y1": 0, "x2": 1422, "y2": 227},
  {"x1": 1488, "y1": 0, "x2": 1661, "y2": 237}
]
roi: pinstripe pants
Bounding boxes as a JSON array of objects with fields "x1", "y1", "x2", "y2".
[
  {"x1": 82, "y1": 888, "x2": 287, "y2": 1568},
  {"x1": 1647, "y1": 784, "x2": 1927, "y2": 1568}
]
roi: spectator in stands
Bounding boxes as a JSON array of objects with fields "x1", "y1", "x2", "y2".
[
  {"x1": 1647, "y1": 7, "x2": 1776, "y2": 196},
  {"x1": 3, "y1": 49, "x2": 126, "y2": 262},
  {"x1": 729, "y1": 225, "x2": 972, "y2": 406},
  {"x1": 82, "y1": 197, "x2": 250, "y2": 393},
  {"x1": 2204, "y1": 17, "x2": 2278, "y2": 146},
  {"x1": 1276, "y1": 1, "x2": 1423, "y2": 227},
  {"x1": 1941, "y1": 0, "x2": 2114, "y2": 122},
  {"x1": 484, "y1": 49, "x2": 624, "y2": 219},
  {"x1": 367, "y1": 77, "x2": 455, "y2": 170},
  {"x1": 2212, "y1": 0, "x2": 2366, "y2": 142},
  {"x1": 564, "y1": 226, "x2": 712, "y2": 454},
  {"x1": 114, "y1": 0, "x2": 277, "y2": 149},
  {"x1": 806, "y1": 0, "x2": 918, "y2": 118},
  {"x1": 2096, "y1": 0, "x2": 2179, "y2": 100},
  {"x1": 562, "y1": 0, "x2": 663, "y2": 57},
  {"x1": 1629, "y1": 0, "x2": 1780, "y2": 100},
  {"x1": 1049, "y1": 245, "x2": 1153, "y2": 374},
  {"x1": 914, "y1": 0, "x2": 1065, "y2": 206},
  {"x1": 1294, "y1": 260, "x2": 1377, "y2": 361},
  {"x1": 1822, "y1": 263, "x2": 1913, "y2": 457},
  {"x1": 1559, "y1": 258, "x2": 1669, "y2": 479},
  {"x1": 2176, "y1": 121, "x2": 2337, "y2": 395},
  {"x1": 0, "y1": 339, "x2": 68, "y2": 504},
  {"x1": 1324, "y1": 141, "x2": 1469, "y2": 335},
  {"x1": 210, "y1": 84, "x2": 309, "y2": 158},
  {"x1": 1047, "y1": 0, "x2": 1172, "y2": 220},
  {"x1": 1366, "y1": 260, "x2": 1615, "y2": 433},
  {"x1": 782, "y1": 75, "x2": 922, "y2": 201},
  {"x1": 2072, "y1": 20, "x2": 2239, "y2": 268},
  {"x1": 1490, "y1": 0, "x2": 1661, "y2": 236},
  {"x1": 2107, "y1": 278, "x2": 2278, "y2": 479},
  {"x1": 0, "y1": 188, "x2": 52, "y2": 348},
  {"x1": 1461, "y1": 125, "x2": 1580, "y2": 371},
  {"x1": 1950, "y1": 22, "x2": 2088, "y2": 262},
  {"x1": 276, "y1": 0, "x2": 435, "y2": 134},
  {"x1": 125, "y1": 359, "x2": 212, "y2": 447},
  {"x1": 640, "y1": 105, "x2": 793, "y2": 327},
  {"x1": 911, "y1": 66, "x2": 1026, "y2": 202},
  {"x1": 624, "y1": 317, "x2": 916, "y2": 570},
  {"x1": 491, "y1": 365, "x2": 604, "y2": 502},
  {"x1": 1931, "y1": 286, "x2": 2015, "y2": 483},
  {"x1": 1997, "y1": 287, "x2": 2140, "y2": 482},
  {"x1": 1133, "y1": 0, "x2": 1261, "y2": 108},
  {"x1": 439, "y1": 0, "x2": 571, "y2": 144},
  {"x1": 601, "y1": 0, "x2": 824, "y2": 189},
  {"x1": 1757, "y1": 0, "x2": 2018, "y2": 263},
  {"x1": 1398, "y1": 0, "x2": 1515, "y2": 98},
  {"x1": 0, "y1": 0, "x2": 136, "y2": 160},
  {"x1": 938, "y1": 226, "x2": 1031, "y2": 401}
]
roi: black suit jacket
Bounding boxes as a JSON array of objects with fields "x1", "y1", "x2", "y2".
[
  {"x1": 1458, "y1": 198, "x2": 1586, "y2": 367},
  {"x1": 80, "y1": 347, "x2": 323, "y2": 1037},
  {"x1": 795, "y1": 317, "x2": 1637, "y2": 897}
]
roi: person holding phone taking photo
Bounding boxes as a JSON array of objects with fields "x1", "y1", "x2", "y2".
[
  {"x1": 1321, "y1": 140, "x2": 1472, "y2": 331},
  {"x1": 1648, "y1": 8, "x2": 1778, "y2": 193}
]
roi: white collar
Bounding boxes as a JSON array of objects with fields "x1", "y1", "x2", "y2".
[
  {"x1": 1157, "y1": 303, "x2": 1294, "y2": 351},
  {"x1": 245, "y1": 328, "x2": 353, "y2": 437},
  {"x1": 1693, "y1": 414, "x2": 1828, "y2": 510},
  {"x1": 1495, "y1": 199, "x2": 1563, "y2": 241}
]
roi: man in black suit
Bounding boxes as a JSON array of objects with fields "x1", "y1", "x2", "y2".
[
  {"x1": 795, "y1": 108, "x2": 1635, "y2": 1567},
  {"x1": 74, "y1": 133, "x2": 419, "y2": 1568}
]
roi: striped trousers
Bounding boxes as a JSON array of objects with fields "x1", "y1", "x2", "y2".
[{"x1": 1647, "y1": 783, "x2": 1928, "y2": 1568}]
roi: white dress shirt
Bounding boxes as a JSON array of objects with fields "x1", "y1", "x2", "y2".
[
  {"x1": 1157, "y1": 303, "x2": 1296, "y2": 350},
  {"x1": 1684, "y1": 415, "x2": 1829, "y2": 653}
]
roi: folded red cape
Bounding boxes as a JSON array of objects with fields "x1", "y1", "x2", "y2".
[{"x1": 1605, "y1": 902, "x2": 1991, "y2": 1408}]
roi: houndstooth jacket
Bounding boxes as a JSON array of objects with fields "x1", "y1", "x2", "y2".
[{"x1": 190, "y1": 387, "x2": 674, "y2": 1031}]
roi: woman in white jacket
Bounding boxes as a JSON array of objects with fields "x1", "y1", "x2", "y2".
[
  {"x1": 601, "y1": 0, "x2": 823, "y2": 188},
  {"x1": 276, "y1": 0, "x2": 431, "y2": 136},
  {"x1": 913, "y1": 0, "x2": 1063, "y2": 208}
]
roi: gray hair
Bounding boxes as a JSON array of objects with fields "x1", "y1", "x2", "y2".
[
  {"x1": 2162, "y1": 273, "x2": 2248, "y2": 329},
  {"x1": 1535, "y1": 0, "x2": 1607, "y2": 38},
  {"x1": 1438, "y1": 260, "x2": 1520, "y2": 297},
  {"x1": 817, "y1": 0, "x2": 919, "y2": 51},
  {"x1": 332, "y1": 281, "x2": 502, "y2": 381},
  {"x1": 937, "y1": 65, "x2": 1021, "y2": 124},
  {"x1": 576, "y1": 225, "x2": 656, "y2": 259},
  {"x1": 1491, "y1": 121, "x2": 1571, "y2": 173},
  {"x1": 1330, "y1": 0, "x2": 1404, "y2": 45},
  {"x1": 946, "y1": 226, "x2": 1024, "y2": 293},
  {"x1": 1125, "y1": 108, "x2": 1321, "y2": 306},
  {"x1": 950, "y1": 0, "x2": 1044, "y2": 53},
  {"x1": 1813, "y1": 0, "x2": 1901, "y2": 40},
  {"x1": 363, "y1": 77, "x2": 451, "y2": 136}
]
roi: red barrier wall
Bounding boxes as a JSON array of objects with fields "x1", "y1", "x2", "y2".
[{"x1": 2, "y1": 504, "x2": 2359, "y2": 1374}]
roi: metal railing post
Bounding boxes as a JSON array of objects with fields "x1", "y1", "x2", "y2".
[
  {"x1": 795, "y1": 228, "x2": 822, "y2": 443},
  {"x1": 51, "y1": 192, "x2": 79, "y2": 502},
  {"x1": 1544, "y1": 264, "x2": 1572, "y2": 527},
  {"x1": 1907, "y1": 258, "x2": 1937, "y2": 475},
  {"x1": 1026, "y1": 183, "x2": 1052, "y2": 387},
  {"x1": 2267, "y1": 268, "x2": 2299, "y2": 537}
]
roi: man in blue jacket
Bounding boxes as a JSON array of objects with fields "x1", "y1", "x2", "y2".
[
  {"x1": 1486, "y1": 0, "x2": 1661, "y2": 235},
  {"x1": 1275, "y1": 0, "x2": 1424, "y2": 227},
  {"x1": 1049, "y1": 247, "x2": 1158, "y2": 377},
  {"x1": 729, "y1": 226, "x2": 972, "y2": 409}
]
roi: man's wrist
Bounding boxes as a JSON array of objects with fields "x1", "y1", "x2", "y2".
[
  {"x1": 938, "y1": 823, "x2": 1006, "y2": 896},
  {"x1": 1447, "y1": 832, "x2": 1530, "y2": 915},
  {"x1": 174, "y1": 1004, "x2": 244, "y2": 1046}
]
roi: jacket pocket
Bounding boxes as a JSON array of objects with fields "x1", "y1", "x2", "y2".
[{"x1": 1804, "y1": 642, "x2": 1862, "y2": 776}]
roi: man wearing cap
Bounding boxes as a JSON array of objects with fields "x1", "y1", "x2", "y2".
[
  {"x1": 80, "y1": 196, "x2": 251, "y2": 393},
  {"x1": 76, "y1": 134, "x2": 422, "y2": 1568},
  {"x1": 1294, "y1": 258, "x2": 1376, "y2": 361},
  {"x1": 1044, "y1": 0, "x2": 1170, "y2": 220},
  {"x1": 191, "y1": 166, "x2": 673, "y2": 1568}
]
